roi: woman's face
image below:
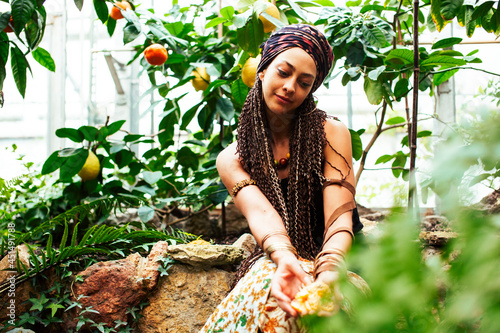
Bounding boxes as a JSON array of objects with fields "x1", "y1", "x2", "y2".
[{"x1": 258, "y1": 47, "x2": 317, "y2": 117}]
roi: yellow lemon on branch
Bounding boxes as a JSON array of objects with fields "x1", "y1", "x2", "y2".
[
  {"x1": 78, "y1": 151, "x2": 100, "y2": 181},
  {"x1": 191, "y1": 67, "x2": 211, "y2": 91},
  {"x1": 241, "y1": 55, "x2": 261, "y2": 88},
  {"x1": 259, "y1": 2, "x2": 280, "y2": 33}
]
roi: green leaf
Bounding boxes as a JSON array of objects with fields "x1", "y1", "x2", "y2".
[
  {"x1": 431, "y1": 37, "x2": 463, "y2": 49},
  {"x1": 385, "y1": 116, "x2": 406, "y2": 125},
  {"x1": 0, "y1": 32, "x2": 9, "y2": 65},
  {"x1": 41, "y1": 150, "x2": 63, "y2": 175},
  {"x1": 32, "y1": 47, "x2": 56, "y2": 72},
  {"x1": 360, "y1": 5, "x2": 398, "y2": 13},
  {"x1": 74, "y1": 0, "x2": 84, "y2": 11},
  {"x1": 394, "y1": 78, "x2": 409, "y2": 100},
  {"x1": 107, "y1": 15, "x2": 116, "y2": 37},
  {"x1": 78, "y1": 125, "x2": 98, "y2": 142},
  {"x1": 385, "y1": 49, "x2": 414, "y2": 66},
  {"x1": 441, "y1": 0, "x2": 463, "y2": 20},
  {"x1": 93, "y1": 0, "x2": 108, "y2": 24},
  {"x1": 420, "y1": 55, "x2": 466, "y2": 67},
  {"x1": 375, "y1": 154, "x2": 394, "y2": 165},
  {"x1": 123, "y1": 134, "x2": 144, "y2": 142},
  {"x1": 367, "y1": 65, "x2": 386, "y2": 81},
  {"x1": 363, "y1": 77, "x2": 384, "y2": 105},
  {"x1": 123, "y1": 23, "x2": 140, "y2": 44},
  {"x1": 288, "y1": 0, "x2": 308, "y2": 21},
  {"x1": 106, "y1": 120, "x2": 126, "y2": 136},
  {"x1": 11, "y1": 45, "x2": 28, "y2": 98},
  {"x1": 431, "y1": 0, "x2": 448, "y2": 31},
  {"x1": 231, "y1": 79, "x2": 249, "y2": 106},
  {"x1": 236, "y1": 12, "x2": 264, "y2": 57},
  {"x1": 180, "y1": 103, "x2": 202, "y2": 131},
  {"x1": 361, "y1": 24, "x2": 389, "y2": 48},
  {"x1": 349, "y1": 129, "x2": 363, "y2": 161},
  {"x1": 60, "y1": 148, "x2": 88, "y2": 180},
  {"x1": 11, "y1": 0, "x2": 36, "y2": 32},
  {"x1": 55, "y1": 128, "x2": 85, "y2": 142},
  {"x1": 177, "y1": 146, "x2": 199, "y2": 170},
  {"x1": 417, "y1": 130, "x2": 432, "y2": 138},
  {"x1": 143, "y1": 171, "x2": 162, "y2": 185},
  {"x1": 433, "y1": 68, "x2": 458, "y2": 86},
  {"x1": 206, "y1": 17, "x2": 227, "y2": 29},
  {"x1": 47, "y1": 303, "x2": 65, "y2": 317},
  {"x1": 29, "y1": 294, "x2": 48, "y2": 312},
  {"x1": 138, "y1": 206, "x2": 155, "y2": 222},
  {"x1": 216, "y1": 97, "x2": 235, "y2": 122},
  {"x1": 221, "y1": 6, "x2": 235, "y2": 20}
]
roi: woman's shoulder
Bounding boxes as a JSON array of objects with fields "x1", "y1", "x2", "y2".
[
  {"x1": 323, "y1": 116, "x2": 350, "y2": 140},
  {"x1": 216, "y1": 142, "x2": 240, "y2": 169}
]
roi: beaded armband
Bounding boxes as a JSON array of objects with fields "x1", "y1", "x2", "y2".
[{"x1": 230, "y1": 179, "x2": 257, "y2": 197}]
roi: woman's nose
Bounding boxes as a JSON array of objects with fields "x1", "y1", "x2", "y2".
[{"x1": 283, "y1": 79, "x2": 295, "y2": 94}]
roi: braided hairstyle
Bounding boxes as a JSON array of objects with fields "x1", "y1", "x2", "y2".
[{"x1": 233, "y1": 76, "x2": 328, "y2": 283}]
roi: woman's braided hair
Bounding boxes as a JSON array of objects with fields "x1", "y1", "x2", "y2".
[{"x1": 233, "y1": 76, "x2": 328, "y2": 284}]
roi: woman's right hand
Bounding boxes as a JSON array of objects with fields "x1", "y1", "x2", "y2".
[{"x1": 270, "y1": 252, "x2": 312, "y2": 317}]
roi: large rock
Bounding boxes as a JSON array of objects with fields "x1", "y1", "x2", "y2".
[
  {"x1": 419, "y1": 231, "x2": 457, "y2": 247},
  {"x1": 66, "y1": 241, "x2": 169, "y2": 329},
  {"x1": 232, "y1": 233, "x2": 257, "y2": 258},
  {"x1": 138, "y1": 264, "x2": 233, "y2": 333},
  {"x1": 167, "y1": 244, "x2": 244, "y2": 267},
  {"x1": 0, "y1": 245, "x2": 34, "y2": 329}
]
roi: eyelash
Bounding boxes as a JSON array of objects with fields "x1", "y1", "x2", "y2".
[{"x1": 277, "y1": 68, "x2": 311, "y2": 88}]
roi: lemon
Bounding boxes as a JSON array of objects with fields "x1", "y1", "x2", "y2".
[
  {"x1": 191, "y1": 67, "x2": 210, "y2": 91},
  {"x1": 241, "y1": 55, "x2": 261, "y2": 88},
  {"x1": 78, "y1": 151, "x2": 100, "y2": 181},
  {"x1": 259, "y1": 2, "x2": 280, "y2": 33}
]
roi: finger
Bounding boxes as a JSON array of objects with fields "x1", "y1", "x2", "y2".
[
  {"x1": 271, "y1": 287, "x2": 292, "y2": 304},
  {"x1": 288, "y1": 261, "x2": 311, "y2": 285},
  {"x1": 277, "y1": 299, "x2": 298, "y2": 317}
]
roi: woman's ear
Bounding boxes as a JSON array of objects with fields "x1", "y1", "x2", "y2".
[{"x1": 258, "y1": 70, "x2": 266, "y2": 81}]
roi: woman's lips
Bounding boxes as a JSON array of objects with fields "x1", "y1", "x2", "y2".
[{"x1": 275, "y1": 94, "x2": 292, "y2": 104}]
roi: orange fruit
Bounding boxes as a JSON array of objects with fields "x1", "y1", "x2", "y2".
[
  {"x1": 3, "y1": 17, "x2": 14, "y2": 33},
  {"x1": 259, "y1": 2, "x2": 280, "y2": 33},
  {"x1": 144, "y1": 44, "x2": 168, "y2": 66},
  {"x1": 191, "y1": 67, "x2": 210, "y2": 91},
  {"x1": 241, "y1": 55, "x2": 261, "y2": 88},
  {"x1": 78, "y1": 151, "x2": 100, "y2": 181},
  {"x1": 110, "y1": 1, "x2": 132, "y2": 20}
]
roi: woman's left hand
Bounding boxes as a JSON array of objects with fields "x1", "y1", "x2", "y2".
[{"x1": 270, "y1": 253, "x2": 312, "y2": 317}]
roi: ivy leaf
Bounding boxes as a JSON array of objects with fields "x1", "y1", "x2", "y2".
[
  {"x1": 47, "y1": 303, "x2": 65, "y2": 317},
  {"x1": 29, "y1": 294, "x2": 49, "y2": 312},
  {"x1": 11, "y1": 45, "x2": 28, "y2": 98},
  {"x1": 32, "y1": 47, "x2": 56, "y2": 72}
]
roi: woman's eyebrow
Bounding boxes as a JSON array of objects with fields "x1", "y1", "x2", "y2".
[{"x1": 283, "y1": 61, "x2": 315, "y2": 79}]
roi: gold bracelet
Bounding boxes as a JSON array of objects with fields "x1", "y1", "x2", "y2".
[
  {"x1": 260, "y1": 230, "x2": 290, "y2": 248},
  {"x1": 230, "y1": 179, "x2": 257, "y2": 197},
  {"x1": 264, "y1": 243, "x2": 298, "y2": 257}
]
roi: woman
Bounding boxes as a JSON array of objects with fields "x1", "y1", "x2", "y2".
[{"x1": 201, "y1": 24, "x2": 364, "y2": 332}]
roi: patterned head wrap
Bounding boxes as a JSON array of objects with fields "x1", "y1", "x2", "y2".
[{"x1": 257, "y1": 24, "x2": 334, "y2": 92}]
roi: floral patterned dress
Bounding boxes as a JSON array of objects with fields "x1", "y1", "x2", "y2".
[{"x1": 200, "y1": 257, "x2": 369, "y2": 333}]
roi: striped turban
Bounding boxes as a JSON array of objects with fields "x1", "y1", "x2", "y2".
[{"x1": 257, "y1": 24, "x2": 334, "y2": 92}]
